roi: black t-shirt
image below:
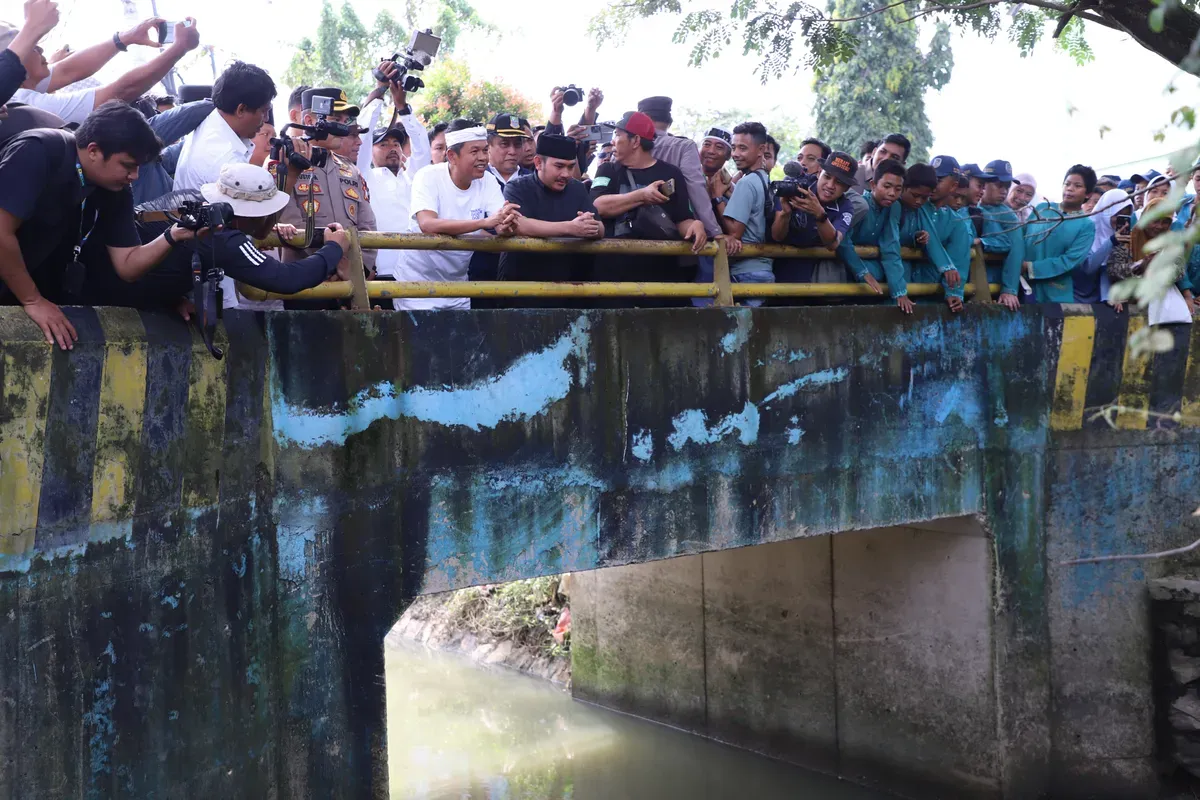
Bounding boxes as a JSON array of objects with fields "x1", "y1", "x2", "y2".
[
  {"x1": 591, "y1": 159, "x2": 692, "y2": 238},
  {"x1": 500, "y1": 173, "x2": 597, "y2": 282},
  {"x1": 0, "y1": 129, "x2": 140, "y2": 302},
  {"x1": 588, "y1": 158, "x2": 694, "y2": 297}
]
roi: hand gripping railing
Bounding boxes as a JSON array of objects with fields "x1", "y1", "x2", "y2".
[{"x1": 237, "y1": 232, "x2": 1001, "y2": 310}]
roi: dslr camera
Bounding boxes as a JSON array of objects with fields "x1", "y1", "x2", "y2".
[
  {"x1": 561, "y1": 84, "x2": 584, "y2": 106},
  {"x1": 770, "y1": 172, "x2": 817, "y2": 200},
  {"x1": 167, "y1": 200, "x2": 233, "y2": 231},
  {"x1": 269, "y1": 95, "x2": 352, "y2": 183},
  {"x1": 373, "y1": 29, "x2": 442, "y2": 94}
]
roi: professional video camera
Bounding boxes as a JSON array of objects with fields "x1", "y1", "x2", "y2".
[
  {"x1": 269, "y1": 95, "x2": 353, "y2": 185},
  {"x1": 561, "y1": 85, "x2": 584, "y2": 106},
  {"x1": 373, "y1": 29, "x2": 441, "y2": 94}
]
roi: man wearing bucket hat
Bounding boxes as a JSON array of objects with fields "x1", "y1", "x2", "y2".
[{"x1": 89, "y1": 163, "x2": 350, "y2": 310}]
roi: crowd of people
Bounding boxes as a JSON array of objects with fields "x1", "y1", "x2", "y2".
[{"x1": 0, "y1": 0, "x2": 1195, "y2": 351}]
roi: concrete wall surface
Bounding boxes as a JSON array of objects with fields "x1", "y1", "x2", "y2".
[
  {"x1": 0, "y1": 304, "x2": 1197, "y2": 797},
  {"x1": 573, "y1": 526, "x2": 1001, "y2": 799}
]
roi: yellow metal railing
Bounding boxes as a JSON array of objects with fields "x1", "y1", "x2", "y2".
[{"x1": 239, "y1": 232, "x2": 1000, "y2": 309}]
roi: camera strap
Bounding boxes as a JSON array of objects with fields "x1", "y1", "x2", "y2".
[{"x1": 67, "y1": 160, "x2": 99, "y2": 298}]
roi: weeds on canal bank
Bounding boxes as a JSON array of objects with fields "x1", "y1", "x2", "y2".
[{"x1": 445, "y1": 575, "x2": 571, "y2": 658}]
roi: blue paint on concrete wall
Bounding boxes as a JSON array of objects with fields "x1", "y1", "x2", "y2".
[{"x1": 271, "y1": 317, "x2": 592, "y2": 447}]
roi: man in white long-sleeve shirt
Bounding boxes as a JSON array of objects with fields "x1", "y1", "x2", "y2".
[{"x1": 353, "y1": 63, "x2": 430, "y2": 280}]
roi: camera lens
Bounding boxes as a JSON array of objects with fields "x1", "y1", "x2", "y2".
[{"x1": 563, "y1": 86, "x2": 581, "y2": 106}]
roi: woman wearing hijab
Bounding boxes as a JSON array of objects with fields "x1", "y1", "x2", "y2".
[
  {"x1": 1076, "y1": 188, "x2": 1133, "y2": 303},
  {"x1": 1007, "y1": 173, "x2": 1040, "y2": 223}
]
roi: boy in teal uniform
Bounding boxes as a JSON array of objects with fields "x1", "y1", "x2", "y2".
[
  {"x1": 1022, "y1": 165, "x2": 1096, "y2": 302},
  {"x1": 928, "y1": 155, "x2": 970, "y2": 312},
  {"x1": 897, "y1": 163, "x2": 957, "y2": 313},
  {"x1": 976, "y1": 159, "x2": 1023, "y2": 310},
  {"x1": 839, "y1": 159, "x2": 906, "y2": 309},
  {"x1": 1172, "y1": 161, "x2": 1200, "y2": 293}
]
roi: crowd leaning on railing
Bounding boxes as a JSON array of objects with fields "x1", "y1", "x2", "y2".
[{"x1": 0, "y1": 0, "x2": 1195, "y2": 354}]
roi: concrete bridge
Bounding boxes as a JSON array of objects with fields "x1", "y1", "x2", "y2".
[{"x1": 0, "y1": 304, "x2": 1196, "y2": 798}]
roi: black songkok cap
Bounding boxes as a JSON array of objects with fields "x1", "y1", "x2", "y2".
[{"x1": 536, "y1": 134, "x2": 578, "y2": 161}]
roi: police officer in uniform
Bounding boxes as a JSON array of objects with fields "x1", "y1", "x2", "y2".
[{"x1": 277, "y1": 87, "x2": 378, "y2": 308}]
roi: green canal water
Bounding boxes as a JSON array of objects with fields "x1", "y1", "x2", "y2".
[{"x1": 385, "y1": 638, "x2": 892, "y2": 799}]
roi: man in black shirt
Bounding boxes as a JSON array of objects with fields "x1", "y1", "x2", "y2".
[
  {"x1": 85, "y1": 163, "x2": 349, "y2": 310},
  {"x1": 0, "y1": 100, "x2": 197, "y2": 350},
  {"x1": 500, "y1": 133, "x2": 602, "y2": 289}
]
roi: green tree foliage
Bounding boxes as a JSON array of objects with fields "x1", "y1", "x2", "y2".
[
  {"x1": 412, "y1": 58, "x2": 540, "y2": 127},
  {"x1": 285, "y1": 0, "x2": 492, "y2": 103},
  {"x1": 590, "y1": 0, "x2": 1200, "y2": 80},
  {"x1": 671, "y1": 105, "x2": 807, "y2": 161},
  {"x1": 812, "y1": 1, "x2": 952, "y2": 163}
]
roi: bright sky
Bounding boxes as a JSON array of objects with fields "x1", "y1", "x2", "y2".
[{"x1": 5, "y1": 0, "x2": 1199, "y2": 200}]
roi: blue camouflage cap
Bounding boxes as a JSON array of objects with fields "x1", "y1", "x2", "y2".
[
  {"x1": 983, "y1": 160, "x2": 1013, "y2": 183},
  {"x1": 930, "y1": 155, "x2": 961, "y2": 179}
]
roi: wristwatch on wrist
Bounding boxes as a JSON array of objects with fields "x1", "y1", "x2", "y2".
[
  {"x1": 816, "y1": 212, "x2": 829, "y2": 223},
  {"x1": 113, "y1": 32, "x2": 127, "y2": 52},
  {"x1": 164, "y1": 227, "x2": 177, "y2": 247}
]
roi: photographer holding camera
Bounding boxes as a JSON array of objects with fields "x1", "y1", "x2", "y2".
[
  {"x1": 769, "y1": 151, "x2": 858, "y2": 284},
  {"x1": 0, "y1": 101, "x2": 198, "y2": 350},
  {"x1": 275, "y1": 87, "x2": 378, "y2": 306},
  {"x1": 86, "y1": 163, "x2": 351, "y2": 316}
]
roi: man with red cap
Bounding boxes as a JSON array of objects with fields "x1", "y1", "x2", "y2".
[{"x1": 590, "y1": 111, "x2": 706, "y2": 305}]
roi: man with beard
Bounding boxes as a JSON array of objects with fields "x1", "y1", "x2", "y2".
[{"x1": 499, "y1": 134, "x2": 602, "y2": 299}]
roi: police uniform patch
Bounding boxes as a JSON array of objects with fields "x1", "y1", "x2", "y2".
[
  {"x1": 338, "y1": 165, "x2": 355, "y2": 179},
  {"x1": 344, "y1": 186, "x2": 361, "y2": 201},
  {"x1": 302, "y1": 200, "x2": 321, "y2": 214},
  {"x1": 347, "y1": 202, "x2": 357, "y2": 221},
  {"x1": 297, "y1": 182, "x2": 324, "y2": 195}
]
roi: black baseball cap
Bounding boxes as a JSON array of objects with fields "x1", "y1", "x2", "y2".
[
  {"x1": 372, "y1": 125, "x2": 408, "y2": 146},
  {"x1": 821, "y1": 151, "x2": 858, "y2": 187},
  {"x1": 486, "y1": 113, "x2": 529, "y2": 138}
]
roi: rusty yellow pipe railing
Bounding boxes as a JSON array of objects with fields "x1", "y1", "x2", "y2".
[{"x1": 241, "y1": 232, "x2": 1004, "y2": 308}]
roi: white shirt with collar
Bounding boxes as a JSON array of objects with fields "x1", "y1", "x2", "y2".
[
  {"x1": 172, "y1": 111, "x2": 254, "y2": 192},
  {"x1": 357, "y1": 98, "x2": 433, "y2": 278},
  {"x1": 171, "y1": 111, "x2": 255, "y2": 309}
]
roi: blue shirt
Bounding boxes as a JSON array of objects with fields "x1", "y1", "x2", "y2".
[
  {"x1": 775, "y1": 189, "x2": 854, "y2": 248},
  {"x1": 133, "y1": 100, "x2": 216, "y2": 206},
  {"x1": 723, "y1": 169, "x2": 773, "y2": 276},
  {"x1": 978, "y1": 203, "x2": 1024, "y2": 296},
  {"x1": 1173, "y1": 195, "x2": 1200, "y2": 292},
  {"x1": 1023, "y1": 202, "x2": 1095, "y2": 303}
]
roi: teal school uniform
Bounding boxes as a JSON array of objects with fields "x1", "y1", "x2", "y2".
[
  {"x1": 837, "y1": 193, "x2": 906, "y2": 297},
  {"x1": 978, "y1": 203, "x2": 1024, "y2": 295},
  {"x1": 1023, "y1": 202, "x2": 1095, "y2": 302}
]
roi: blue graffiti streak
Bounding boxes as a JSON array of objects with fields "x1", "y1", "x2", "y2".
[
  {"x1": 761, "y1": 367, "x2": 850, "y2": 407},
  {"x1": 667, "y1": 402, "x2": 760, "y2": 450},
  {"x1": 273, "y1": 317, "x2": 592, "y2": 447}
]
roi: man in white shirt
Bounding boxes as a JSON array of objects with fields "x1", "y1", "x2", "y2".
[
  {"x1": 173, "y1": 61, "x2": 275, "y2": 192},
  {"x1": 6, "y1": 18, "x2": 201, "y2": 126},
  {"x1": 398, "y1": 120, "x2": 519, "y2": 311},
  {"x1": 352, "y1": 65, "x2": 431, "y2": 279}
]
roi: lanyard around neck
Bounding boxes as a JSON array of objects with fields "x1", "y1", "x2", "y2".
[{"x1": 73, "y1": 159, "x2": 97, "y2": 259}]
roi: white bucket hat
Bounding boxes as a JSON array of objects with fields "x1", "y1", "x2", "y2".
[{"x1": 200, "y1": 163, "x2": 291, "y2": 218}]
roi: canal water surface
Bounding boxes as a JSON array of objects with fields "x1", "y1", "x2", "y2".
[{"x1": 385, "y1": 638, "x2": 892, "y2": 799}]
